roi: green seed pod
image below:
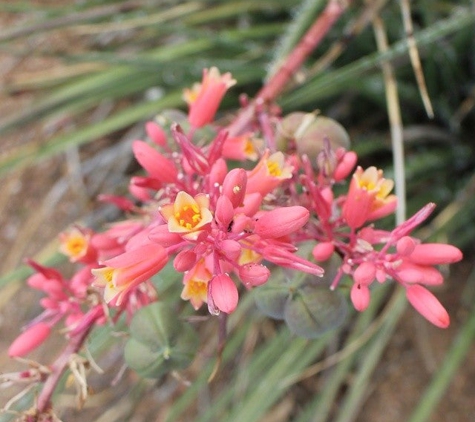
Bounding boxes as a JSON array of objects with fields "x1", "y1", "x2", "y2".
[
  {"x1": 124, "y1": 302, "x2": 199, "y2": 378},
  {"x1": 284, "y1": 285, "x2": 347, "y2": 339},
  {"x1": 276, "y1": 113, "x2": 350, "y2": 162}
]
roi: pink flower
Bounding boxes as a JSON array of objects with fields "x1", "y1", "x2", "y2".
[
  {"x1": 184, "y1": 67, "x2": 236, "y2": 128},
  {"x1": 9, "y1": 323, "x2": 51, "y2": 357},
  {"x1": 174, "y1": 249, "x2": 197, "y2": 272},
  {"x1": 59, "y1": 226, "x2": 97, "y2": 264},
  {"x1": 333, "y1": 150, "x2": 357, "y2": 181},
  {"x1": 353, "y1": 262, "x2": 376, "y2": 286},
  {"x1": 132, "y1": 140, "x2": 177, "y2": 184},
  {"x1": 406, "y1": 284, "x2": 450, "y2": 328},
  {"x1": 246, "y1": 150, "x2": 293, "y2": 197},
  {"x1": 181, "y1": 259, "x2": 212, "y2": 310},
  {"x1": 145, "y1": 121, "x2": 167, "y2": 147},
  {"x1": 254, "y1": 206, "x2": 309, "y2": 239},
  {"x1": 208, "y1": 273, "x2": 239, "y2": 314},
  {"x1": 351, "y1": 283, "x2": 370, "y2": 312},
  {"x1": 222, "y1": 133, "x2": 259, "y2": 161},
  {"x1": 222, "y1": 168, "x2": 247, "y2": 209},
  {"x1": 342, "y1": 166, "x2": 395, "y2": 229},
  {"x1": 312, "y1": 242, "x2": 335, "y2": 261},
  {"x1": 238, "y1": 264, "x2": 270, "y2": 287},
  {"x1": 92, "y1": 243, "x2": 168, "y2": 305},
  {"x1": 160, "y1": 191, "x2": 213, "y2": 241},
  {"x1": 407, "y1": 243, "x2": 463, "y2": 265}
]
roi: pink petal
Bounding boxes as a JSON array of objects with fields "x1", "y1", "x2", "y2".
[
  {"x1": 254, "y1": 206, "x2": 309, "y2": 239},
  {"x1": 353, "y1": 262, "x2": 376, "y2": 286},
  {"x1": 9, "y1": 323, "x2": 51, "y2": 357},
  {"x1": 406, "y1": 284, "x2": 450, "y2": 328},
  {"x1": 408, "y1": 243, "x2": 463, "y2": 265},
  {"x1": 312, "y1": 242, "x2": 335, "y2": 262},
  {"x1": 351, "y1": 283, "x2": 370, "y2": 311},
  {"x1": 209, "y1": 274, "x2": 238, "y2": 314}
]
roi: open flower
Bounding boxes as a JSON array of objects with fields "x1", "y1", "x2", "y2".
[
  {"x1": 184, "y1": 67, "x2": 236, "y2": 128},
  {"x1": 246, "y1": 150, "x2": 293, "y2": 197},
  {"x1": 92, "y1": 243, "x2": 168, "y2": 305},
  {"x1": 59, "y1": 227, "x2": 96, "y2": 264},
  {"x1": 160, "y1": 191, "x2": 213, "y2": 241},
  {"x1": 342, "y1": 166, "x2": 396, "y2": 229},
  {"x1": 181, "y1": 258, "x2": 213, "y2": 310}
]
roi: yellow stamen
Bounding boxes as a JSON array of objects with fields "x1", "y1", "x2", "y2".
[{"x1": 267, "y1": 160, "x2": 282, "y2": 177}]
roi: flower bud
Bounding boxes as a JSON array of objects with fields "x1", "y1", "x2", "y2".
[
  {"x1": 174, "y1": 250, "x2": 197, "y2": 272},
  {"x1": 353, "y1": 262, "x2": 376, "y2": 286},
  {"x1": 350, "y1": 283, "x2": 370, "y2": 312},
  {"x1": 408, "y1": 243, "x2": 463, "y2": 265},
  {"x1": 222, "y1": 168, "x2": 247, "y2": 208},
  {"x1": 254, "y1": 206, "x2": 309, "y2": 239},
  {"x1": 9, "y1": 323, "x2": 51, "y2": 357},
  {"x1": 145, "y1": 121, "x2": 167, "y2": 147},
  {"x1": 396, "y1": 236, "x2": 417, "y2": 256},
  {"x1": 239, "y1": 264, "x2": 270, "y2": 287},
  {"x1": 208, "y1": 274, "x2": 239, "y2": 314},
  {"x1": 312, "y1": 242, "x2": 335, "y2": 262},
  {"x1": 406, "y1": 284, "x2": 449, "y2": 328}
]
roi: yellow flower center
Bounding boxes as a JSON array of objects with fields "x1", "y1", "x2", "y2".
[
  {"x1": 175, "y1": 204, "x2": 202, "y2": 230},
  {"x1": 65, "y1": 236, "x2": 86, "y2": 256},
  {"x1": 188, "y1": 279, "x2": 207, "y2": 296},
  {"x1": 267, "y1": 160, "x2": 282, "y2": 177}
]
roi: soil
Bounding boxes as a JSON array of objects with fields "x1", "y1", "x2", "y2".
[{"x1": 1, "y1": 5, "x2": 474, "y2": 422}]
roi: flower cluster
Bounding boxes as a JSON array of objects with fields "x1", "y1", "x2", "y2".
[{"x1": 4, "y1": 67, "x2": 462, "y2": 417}]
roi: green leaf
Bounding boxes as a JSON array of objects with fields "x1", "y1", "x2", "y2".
[
  {"x1": 284, "y1": 285, "x2": 348, "y2": 338},
  {"x1": 124, "y1": 302, "x2": 199, "y2": 378}
]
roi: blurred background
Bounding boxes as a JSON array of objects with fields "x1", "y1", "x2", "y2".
[{"x1": 0, "y1": 1, "x2": 474, "y2": 421}]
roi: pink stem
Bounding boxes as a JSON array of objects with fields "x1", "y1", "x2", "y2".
[
  {"x1": 227, "y1": 0, "x2": 352, "y2": 137},
  {"x1": 37, "y1": 306, "x2": 104, "y2": 413}
]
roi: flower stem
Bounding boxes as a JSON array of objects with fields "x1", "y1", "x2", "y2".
[
  {"x1": 37, "y1": 306, "x2": 104, "y2": 413},
  {"x1": 227, "y1": 0, "x2": 352, "y2": 137}
]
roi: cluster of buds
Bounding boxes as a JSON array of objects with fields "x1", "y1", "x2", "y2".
[{"x1": 4, "y1": 67, "x2": 462, "y2": 416}]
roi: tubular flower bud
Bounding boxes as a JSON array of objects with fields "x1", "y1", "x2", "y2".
[
  {"x1": 351, "y1": 283, "x2": 371, "y2": 312},
  {"x1": 396, "y1": 236, "x2": 417, "y2": 256},
  {"x1": 208, "y1": 273, "x2": 239, "y2": 314},
  {"x1": 9, "y1": 323, "x2": 51, "y2": 357},
  {"x1": 238, "y1": 264, "x2": 270, "y2": 287},
  {"x1": 353, "y1": 262, "x2": 376, "y2": 286},
  {"x1": 407, "y1": 243, "x2": 463, "y2": 265},
  {"x1": 160, "y1": 191, "x2": 213, "y2": 241},
  {"x1": 254, "y1": 206, "x2": 309, "y2": 239},
  {"x1": 132, "y1": 140, "x2": 177, "y2": 184},
  {"x1": 184, "y1": 67, "x2": 236, "y2": 128},
  {"x1": 333, "y1": 150, "x2": 357, "y2": 182},
  {"x1": 215, "y1": 196, "x2": 235, "y2": 229},
  {"x1": 222, "y1": 168, "x2": 247, "y2": 209},
  {"x1": 312, "y1": 242, "x2": 335, "y2": 262},
  {"x1": 145, "y1": 121, "x2": 167, "y2": 147},
  {"x1": 219, "y1": 239, "x2": 242, "y2": 261},
  {"x1": 393, "y1": 261, "x2": 443, "y2": 286},
  {"x1": 406, "y1": 284, "x2": 450, "y2": 328},
  {"x1": 148, "y1": 224, "x2": 183, "y2": 247},
  {"x1": 174, "y1": 250, "x2": 198, "y2": 272}
]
